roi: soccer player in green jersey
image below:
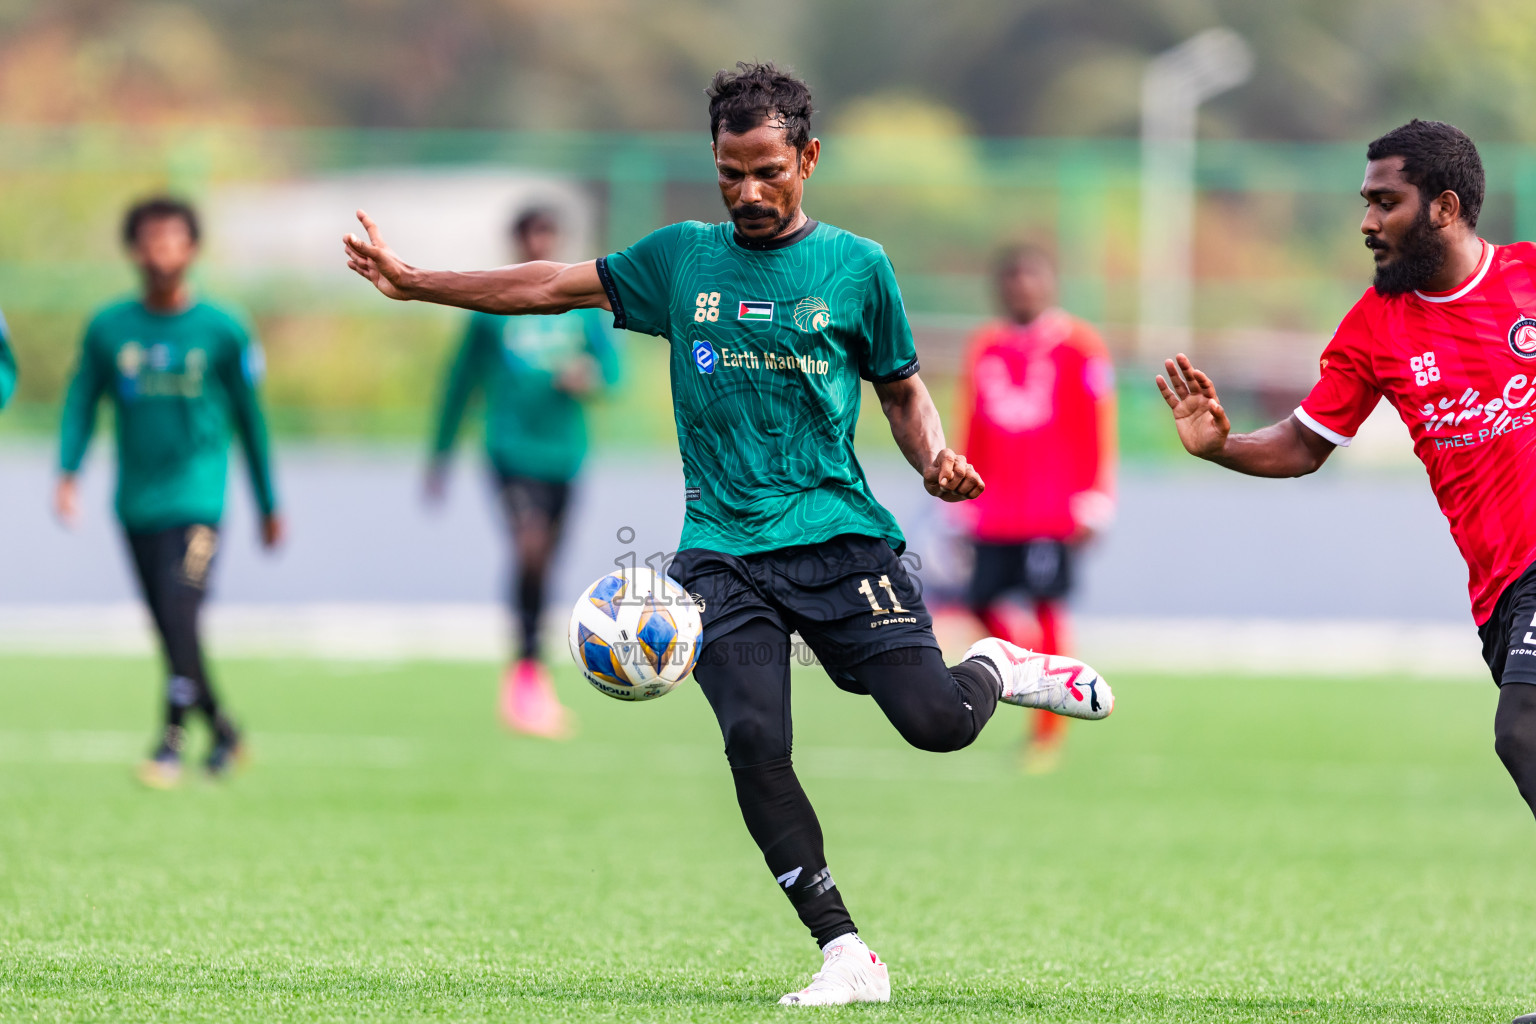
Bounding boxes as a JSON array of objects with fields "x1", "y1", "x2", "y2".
[
  {"x1": 429, "y1": 207, "x2": 621, "y2": 737},
  {"x1": 58, "y1": 197, "x2": 281, "y2": 789},
  {"x1": 0, "y1": 307, "x2": 16, "y2": 410},
  {"x1": 345, "y1": 63, "x2": 1115, "y2": 1005}
]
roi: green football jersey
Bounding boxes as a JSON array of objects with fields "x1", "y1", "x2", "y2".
[
  {"x1": 0, "y1": 307, "x2": 15, "y2": 410},
  {"x1": 431, "y1": 308, "x2": 620, "y2": 482},
  {"x1": 59, "y1": 299, "x2": 278, "y2": 532},
  {"x1": 599, "y1": 219, "x2": 917, "y2": 555}
]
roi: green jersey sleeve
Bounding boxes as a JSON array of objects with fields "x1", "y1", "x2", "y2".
[
  {"x1": 597, "y1": 223, "x2": 688, "y2": 338},
  {"x1": 430, "y1": 313, "x2": 495, "y2": 458},
  {"x1": 219, "y1": 317, "x2": 279, "y2": 516},
  {"x1": 859, "y1": 253, "x2": 920, "y2": 383},
  {"x1": 59, "y1": 317, "x2": 108, "y2": 473},
  {"x1": 0, "y1": 309, "x2": 15, "y2": 410}
]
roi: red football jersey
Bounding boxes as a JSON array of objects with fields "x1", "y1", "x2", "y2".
[
  {"x1": 1298, "y1": 240, "x2": 1536, "y2": 623},
  {"x1": 957, "y1": 309, "x2": 1116, "y2": 542}
]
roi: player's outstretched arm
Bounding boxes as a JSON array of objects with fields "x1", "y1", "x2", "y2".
[
  {"x1": 874, "y1": 373, "x2": 984, "y2": 502},
  {"x1": 1156, "y1": 353, "x2": 1335, "y2": 478},
  {"x1": 342, "y1": 211, "x2": 610, "y2": 316}
]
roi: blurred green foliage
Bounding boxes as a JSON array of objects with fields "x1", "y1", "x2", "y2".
[{"x1": 10, "y1": 1, "x2": 1536, "y2": 457}]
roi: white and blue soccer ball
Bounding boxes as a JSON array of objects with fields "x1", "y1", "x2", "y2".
[{"x1": 568, "y1": 567, "x2": 703, "y2": 701}]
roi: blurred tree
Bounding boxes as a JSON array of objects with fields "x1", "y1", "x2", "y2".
[{"x1": 4, "y1": 0, "x2": 1536, "y2": 141}]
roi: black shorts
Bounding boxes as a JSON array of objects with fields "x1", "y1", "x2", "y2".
[
  {"x1": 1479, "y1": 558, "x2": 1536, "y2": 687},
  {"x1": 967, "y1": 539, "x2": 1075, "y2": 610},
  {"x1": 668, "y1": 533, "x2": 939, "y2": 691},
  {"x1": 494, "y1": 472, "x2": 571, "y2": 529}
]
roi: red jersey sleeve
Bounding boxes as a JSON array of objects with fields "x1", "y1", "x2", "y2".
[
  {"x1": 1296, "y1": 299, "x2": 1380, "y2": 446},
  {"x1": 1064, "y1": 319, "x2": 1115, "y2": 401}
]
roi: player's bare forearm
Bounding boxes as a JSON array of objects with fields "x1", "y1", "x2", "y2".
[
  {"x1": 389, "y1": 262, "x2": 609, "y2": 316},
  {"x1": 1157, "y1": 353, "x2": 1333, "y2": 479},
  {"x1": 342, "y1": 210, "x2": 609, "y2": 315},
  {"x1": 1205, "y1": 416, "x2": 1335, "y2": 478},
  {"x1": 876, "y1": 374, "x2": 944, "y2": 472},
  {"x1": 875, "y1": 374, "x2": 984, "y2": 501}
]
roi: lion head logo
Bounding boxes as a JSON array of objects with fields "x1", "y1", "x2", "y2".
[{"x1": 792, "y1": 297, "x2": 832, "y2": 333}]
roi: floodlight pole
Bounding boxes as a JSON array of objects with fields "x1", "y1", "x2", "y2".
[{"x1": 1137, "y1": 28, "x2": 1253, "y2": 362}]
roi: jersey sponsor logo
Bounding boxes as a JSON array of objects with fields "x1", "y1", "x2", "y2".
[
  {"x1": 792, "y1": 296, "x2": 831, "y2": 332},
  {"x1": 1418, "y1": 371, "x2": 1536, "y2": 447},
  {"x1": 117, "y1": 342, "x2": 145, "y2": 378},
  {"x1": 116, "y1": 341, "x2": 207, "y2": 399},
  {"x1": 242, "y1": 343, "x2": 266, "y2": 384},
  {"x1": 1409, "y1": 351, "x2": 1441, "y2": 386},
  {"x1": 737, "y1": 300, "x2": 774, "y2": 322},
  {"x1": 1510, "y1": 318, "x2": 1536, "y2": 360},
  {"x1": 693, "y1": 291, "x2": 721, "y2": 323},
  {"x1": 691, "y1": 338, "x2": 717, "y2": 374}
]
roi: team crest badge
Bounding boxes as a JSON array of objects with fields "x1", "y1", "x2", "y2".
[
  {"x1": 1510, "y1": 318, "x2": 1536, "y2": 360},
  {"x1": 793, "y1": 297, "x2": 832, "y2": 332}
]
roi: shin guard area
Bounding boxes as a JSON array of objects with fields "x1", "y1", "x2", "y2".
[{"x1": 732, "y1": 757, "x2": 855, "y2": 946}]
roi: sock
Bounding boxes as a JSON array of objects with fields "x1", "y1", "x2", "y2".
[
  {"x1": 516, "y1": 568, "x2": 544, "y2": 661},
  {"x1": 954, "y1": 655, "x2": 1003, "y2": 700},
  {"x1": 732, "y1": 757, "x2": 857, "y2": 947},
  {"x1": 821, "y1": 931, "x2": 864, "y2": 952},
  {"x1": 1495, "y1": 682, "x2": 1536, "y2": 821},
  {"x1": 165, "y1": 674, "x2": 199, "y2": 728}
]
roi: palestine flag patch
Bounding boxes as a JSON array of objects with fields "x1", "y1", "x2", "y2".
[{"x1": 738, "y1": 300, "x2": 774, "y2": 322}]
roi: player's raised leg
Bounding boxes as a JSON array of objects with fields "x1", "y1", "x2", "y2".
[
  {"x1": 962, "y1": 635, "x2": 1112, "y2": 719},
  {"x1": 692, "y1": 618, "x2": 889, "y2": 1006}
]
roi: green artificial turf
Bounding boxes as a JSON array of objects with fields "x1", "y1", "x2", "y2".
[{"x1": 0, "y1": 655, "x2": 1531, "y2": 1022}]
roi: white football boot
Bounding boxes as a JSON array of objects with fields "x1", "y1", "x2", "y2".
[
  {"x1": 778, "y1": 935, "x2": 890, "y2": 1006},
  {"x1": 963, "y1": 637, "x2": 1114, "y2": 720}
]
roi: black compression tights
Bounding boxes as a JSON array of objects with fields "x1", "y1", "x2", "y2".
[
  {"x1": 128, "y1": 526, "x2": 221, "y2": 731},
  {"x1": 693, "y1": 619, "x2": 1001, "y2": 946},
  {"x1": 1494, "y1": 682, "x2": 1536, "y2": 822},
  {"x1": 509, "y1": 518, "x2": 557, "y2": 661}
]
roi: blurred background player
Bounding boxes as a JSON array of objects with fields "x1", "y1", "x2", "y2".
[
  {"x1": 0, "y1": 306, "x2": 15, "y2": 410},
  {"x1": 427, "y1": 207, "x2": 620, "y2": 738},
  {"x1": 56, "y1": 196, "x2": 282, "y2": 788},
  {"x1": 956, "y1": 245, "x2": 1117, "y2": 772}
]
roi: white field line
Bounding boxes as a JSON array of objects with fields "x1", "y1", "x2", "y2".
[
  {"x1": 0, "y1": 603, "x2": 1489, "y2": 679},
  {"x1": 0, "y1": 729, "x2": 419, "y2": 766}
]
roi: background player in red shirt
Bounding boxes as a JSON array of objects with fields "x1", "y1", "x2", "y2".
[
  {"x1": 956, "y1": 246, "x2": 1117, "y2": 771},
  {"x1": 1157, "y1": 120, "x2": 1536, "y2": 1024}
]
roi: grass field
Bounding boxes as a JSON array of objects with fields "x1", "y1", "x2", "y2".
[{"x1": 1, "y1": 655, "x2": 1533, "y2": 1023}]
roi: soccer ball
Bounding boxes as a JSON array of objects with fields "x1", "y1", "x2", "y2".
[{"x1": 568, "y1": 567, "x2": 703, "y2": 701}]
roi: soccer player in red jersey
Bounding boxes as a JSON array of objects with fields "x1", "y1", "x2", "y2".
[
  {"x1": 1158, "y1": 120, "x2": 1536, "y2": 1024},
  {"x1": 956, "y1": 246, "x2": 1116, "y2": 770}
]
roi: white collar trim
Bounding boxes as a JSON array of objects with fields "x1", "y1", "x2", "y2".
[{"x1": 1415, "y1": 240, "x2": 1492, "y2": 303}]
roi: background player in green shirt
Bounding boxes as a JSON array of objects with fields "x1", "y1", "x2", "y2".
[
  {"x1": 344, "y1": 63, "x2": 1114, "y2": 1006},
  {"x1": 428, "y1": 207, "x2": 620, "y2": 738},
  {"x1": 58, "y1": 197, "x2": 282, "y2": 789},
  {"x1": 0, "y1": 307, "x2": 15, "y2": 410}
]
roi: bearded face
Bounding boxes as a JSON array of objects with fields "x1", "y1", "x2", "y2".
[{"x1": 1368, "y1": 198, "x2": 1448, "y2": 296}]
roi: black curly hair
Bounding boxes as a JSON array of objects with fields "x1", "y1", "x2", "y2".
[
  {"x1": 123, "y1": 196, "x2": 200, "y2": 245},
  {"x1": 1366, "y1": 119, "x2": 1485, "y2": 228},
  {"x1": 706, "y1": 61, "x2": 814, "y2": 150}
]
